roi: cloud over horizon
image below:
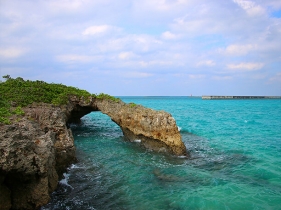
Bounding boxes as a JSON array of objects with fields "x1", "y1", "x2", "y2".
[{"x1": 0, "y1": 0, "x2": 280, "y2": 96}]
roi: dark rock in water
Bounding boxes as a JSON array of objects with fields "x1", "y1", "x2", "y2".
[
  {"x1": 153, "y1": 169, "x2": 184, "y2": 182},
  {"x1": 0, "y1": 97, "x2": 186, "y2": 209}
]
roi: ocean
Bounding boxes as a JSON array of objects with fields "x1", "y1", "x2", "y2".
[{"x1": 42, "y1": 97, "x2": 281, "y2": 210}]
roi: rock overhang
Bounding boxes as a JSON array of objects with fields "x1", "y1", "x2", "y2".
[{"x1": 68, "y1": 96, "x2": 188, "y2": 156}]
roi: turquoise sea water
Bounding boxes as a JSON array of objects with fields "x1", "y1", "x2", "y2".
[{"x1": 42, "y1": 97, "x2": 281, "y2": 210}]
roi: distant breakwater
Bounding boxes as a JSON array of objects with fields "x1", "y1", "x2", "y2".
[{"x1": 202, "y1": 96, "x2": 281, "y2": 100}]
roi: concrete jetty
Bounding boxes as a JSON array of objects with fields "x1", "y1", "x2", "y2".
[{"x1": 202, "y1": 96, "x2": 281, "y2": 100}]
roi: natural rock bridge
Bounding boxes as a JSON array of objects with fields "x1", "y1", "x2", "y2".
[
  {"x1": 68, "y1": 96, "x2": 187, "y2": 156},
  {"x1": 0, "y1": 96, "x2": 187, "y2": 209}
]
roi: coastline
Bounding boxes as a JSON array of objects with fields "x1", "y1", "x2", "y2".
[{"x1": 1, "y1": 94, "x2": 186, "y2": 210}]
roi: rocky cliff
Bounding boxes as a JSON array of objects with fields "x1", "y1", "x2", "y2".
[
  {"x1": 0, "y1": 96, "x2": 187, "y2": 209},
  {"x1": 0, "y1": 103, "x2": 75, "y2": 209}
]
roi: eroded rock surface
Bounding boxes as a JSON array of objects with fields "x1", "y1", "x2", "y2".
[
  {"x1": 96, "y1": 99, "x2": 187, "y2": 156},
  {"x1": 0, "y1": 104, "x2": 75, "y2": 210},
  {"x1": 0, "y1": 117, "x2": 58, "y2": 209},
  {"x1": 0, "y1": 97, "x2": 187, "y2": 209}
]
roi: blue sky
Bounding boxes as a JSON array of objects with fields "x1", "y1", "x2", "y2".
[{"x1": 0, "y1": 0, "x2": 281, "y2": 96}]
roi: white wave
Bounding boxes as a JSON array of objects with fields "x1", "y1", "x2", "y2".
[
  {"x1": 69, "y1": 164, "x2": 84, "y2": 169},
  {"x1": 178, "y1": 126, "x2": 182, "y2": 131},
  {"x1": 134, "y1": 139, "x2": 141, "y2": 143},
  {"x1": 59, "y1": 173, "x2": 73, "y2": 189}
]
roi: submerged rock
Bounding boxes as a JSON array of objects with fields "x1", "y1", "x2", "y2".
[
  {"x1": 0, "y1": 97, "x2": 187, "y2": 209},
  {"x1": 153, "y1": 169, "x2": 184, "y2": 182}
]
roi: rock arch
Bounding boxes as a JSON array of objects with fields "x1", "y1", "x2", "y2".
[
  {"x1": 0, "y1": 96, "x2": 187, "y2": 210},
  {"x1": 67, "y1": 96, "x2": 188, "y2": 156}
]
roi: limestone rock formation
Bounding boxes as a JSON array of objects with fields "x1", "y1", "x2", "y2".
[
  {"x1": 0, "y1": 116, "x2": 58, "y2": 209},
  {"x1": 23, "y1": 103, "x2": 77, "y2": 176},
  {"x1": 0, "y1": 97, "x2": 187, "y2": 209},
  {"x1": 96, "y1": 99, "x2": 187, "y2": 156}
]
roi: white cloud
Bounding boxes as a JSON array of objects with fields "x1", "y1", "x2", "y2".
[
  {"x1": 173, "y1": 18, "x2": 208, "y2": 35},
  {"x1": 122, "y1": 71, "x2": 153, "y2": 78},
  {"x1": 196, "y1": 60, "x2": 216, "y2": 67},
  {"x1": 233, "y1": 0, "x2": 255, "y2": 10},
  {"x1": 0, "y1": 48, "x2": 27, "y2": 59},
  {"x1": 212, "y1": 76, "x2": 233, "y2": 80},
  {"x1": 44, "y1": 0, "x2": 107, "y2": 14},
  {"x1": 118, "y1": 52, "x2": 138, "y2": 60},
  {"x1": 233, "y1": 0, "x2": 266, "y2": 16},
  {"x1": 0, "y1": 0, "x2": 280, "y2": 95},
  {"x1": 134, "y1": 60, "x2": 175, "y2": 68},
  {"x1": 161, "y1": 31, "x2": 180, "y2": 40},
  {"x1": 56, "y1": 54, "x2": 102, "y2": 63},
  {"x1": 96, "y1": 34, "x2": 163, "y2": 53},
  {"x1": 147, "y1": 60, "x2": 174, "y2": 66},
  {"x1": 134, "y1": 0, "x2": 193, "y2": 12},
  {"x1": 227, "y1": 62, "x2": 264, "y2": 71},
  {"x1": 224, "y1": 44, "x2": 256, "y2": 56},
  {"x1": 82, "y1": 25, "x2": 121, "y2": 36},
  {"x1": 47, "y1": 0, "x2": 84, "y2": 12},
  {"x1": 188, "y1": 74, "x2": 206, "y2": 79},
  {"x1": 114, "y1": 58, "x2": 178, "y2": 69}
]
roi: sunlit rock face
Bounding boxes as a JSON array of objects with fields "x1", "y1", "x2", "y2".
[
  {"x1": 0, "y1": 97, "x2": 187, "y2": 209},
  {"x1": 95, "y1": 99, "x2": 187, "y2": 156}
]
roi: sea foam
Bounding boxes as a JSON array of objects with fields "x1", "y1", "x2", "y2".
[
  {"x1": 133, "y1": 139, "x2": 141, "y2": 143},
  {"x1": 59, "y1": 173, "x2": 73, "y2": 189}
]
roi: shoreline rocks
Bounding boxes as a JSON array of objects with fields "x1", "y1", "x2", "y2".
[
  {"x1": 0, "y1": 97, "x2": 187, "y2": 209},
  {"x1": 0, "y1": 117, "x2": 58, "y2": 209}
]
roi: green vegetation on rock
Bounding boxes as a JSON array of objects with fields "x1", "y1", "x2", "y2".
[
  {"x1": 0, "y1": 98, "x2": 25, "y2": 124},
  {"x1": 129, "y1": 102, "x2": 137, "y2": 108},
  {"x1": 0, "y1": 76, "x2": 92, "y2": 107},
  {"x1": 96, "y1": 93, "x2": 120, "y2": 102},
  {"x1": 0, "y1": 96, "x2": 11, "y2": 124},
  {"x1": 12, "y1": 106, "x2": 25, "y2": 116},
  {"x1": 0, "y1": 75, "x2": 120, "y2": 124}
]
